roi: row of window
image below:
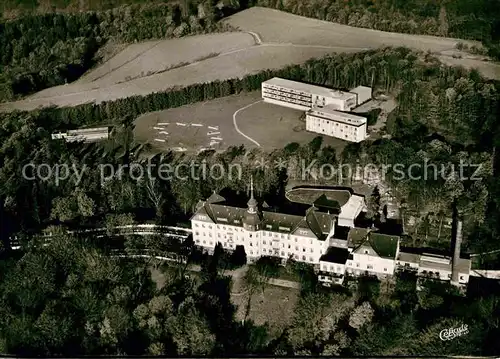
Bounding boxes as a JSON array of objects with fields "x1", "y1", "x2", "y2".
[
  {"x1": 195, "y1": 235, "x2": 317, "y2": 254},
  {"x1": 263, "y1": 93, "x2": 311, "y2": 106},
  {"x1": 194, "y1": 223, "x2": 317, "y2": 243},
  {"x1": 194, "y1": 239, "x2": 317, "y2": 262},
  {"x1": 262, "y1": 85, "x2": 312, "y2": 98}
]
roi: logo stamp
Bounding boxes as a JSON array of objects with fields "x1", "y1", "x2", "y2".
[{"x1": 439, "y1": 324, "x2": 469, "y2": 341}]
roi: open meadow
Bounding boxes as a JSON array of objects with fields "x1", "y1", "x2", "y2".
[
  {"x1": 2, "y1": 7, "x2": 498, "y2": 112},
  {"x1": 133, "y1": 91, "x2": 347, "y2": 153}
]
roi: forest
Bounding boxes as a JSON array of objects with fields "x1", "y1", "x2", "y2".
[{"x1": 0, "y1": 1, "x2": 228, "y2": 101}]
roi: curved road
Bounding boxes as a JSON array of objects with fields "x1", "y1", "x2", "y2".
[{"x1": 232, "y1": 100, "x2": 262, "y2": 147}]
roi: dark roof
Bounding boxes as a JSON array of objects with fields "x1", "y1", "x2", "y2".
[
  {"x1": 347, "y1": 227, "x2": 370, "y2": 247},
  {"x1": 313, "y1": 194, "x2": 341, "y2": 211},
  {"x1": 368, "y1": 232, "x2": 399, "y2": 259},
  {"x1": 334, "y1": 225, "x2": 350, "y2": 240},
  {"x1": 191, "y1": 192, "x2": 336, "y2": 240},
  {"x1": 206, "y1": 192, "x2": 226, "y2": 204},
  {"x1": 320, "y1": 247, "x2": 350, "y2": 264}
]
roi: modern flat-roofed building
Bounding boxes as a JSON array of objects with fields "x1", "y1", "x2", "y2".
[
  {"x1": 305, "y1": 106, "x2": 367, "y2": 142},
  {"x1": 349, "y1": 85, "x2": 372, "y2": 106},
  {"x1": 52, "y1": 127, "x2": 110, "y2": 142},
  {"x1": 261, "y1": 77, "x2": 358, "y2": 111}
]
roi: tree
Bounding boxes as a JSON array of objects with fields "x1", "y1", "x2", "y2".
[
  {"x1": 349, "y1": 301, "x2": 375, "y2": 330},
  {"x1": 105, "y1": 213, "x2": 134, "y2": 237},
  {"x1": 368, "y1": 186, "x2": 382, "y2": 222},
  {"x1": 438, "y1": 6, "x2": 449, "y2": 37},
  {"x1": 308, "y1": 136, "x2": 323, "y2": 154},
  {"x1": 50, "y1": 196, "x2": 78, "y2": 222},
  {"x1": 287, "y1": 292, "x2": 355, "y2": 350},
  {"x1": 229, "y1": 245, "x2": 247, "y2": 268}
]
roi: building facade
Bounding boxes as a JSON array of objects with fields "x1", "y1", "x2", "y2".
[
  {"x1": 191, "y1": 183, "x2": 335, "y2": 264},
  {"x1": 190, "y1": 187, "x2": 471, "y2": 290},
  {"x1": 305, "y1": 107, "x2": 367, "y2": 142},
  {"x1": 261, "y1": 77, "x2": 372, "y2": 142},
  {"x1": 261, "y1": 77, "x2": 358, "y2": 112}
]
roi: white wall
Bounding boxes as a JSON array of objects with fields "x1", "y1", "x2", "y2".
[
  {"x1": 262, "y1": 97, "x2": 311, "y2": 111},
  {"x1": 306, "y1": 114, "x2": 366, "y2": 142},
  {"x1": 346, "y1": 251, "x2": 395, "y2": 276},
  {"x1": 191, "y1": 219, "x2": 328, "y2": 265},
  {"x1": 323, "y1": 93, "x2": 357, "y2": 111}
]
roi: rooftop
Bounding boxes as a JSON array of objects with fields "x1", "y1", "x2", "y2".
[
  {"x1": 307, "y1": 106, "x2": 367, "y2": 126},
  {"x1": 191, "y1": 191, "x2": 336, "y2": 241},
  {"x1": 263, "y1": 77, "x2": 355, "y2": 100},
  {"x1": 347, "y1": 227, "x2": 370, "y2": 247},
  {"x1": 313, "y1": 194, "x2": 341, "y2": 211},
  {"x1": 368, "y1": 232, "x2": 399, "y2": 259},
  {"x1": 320, "y1": 247, "x2": 350, "y2": 264},
  {"x1": 286, "y1": 186, "x2": 353, "y2": 207},
  {"x1": 396, "y1": 251, "x2": 420, "y2": 264}
]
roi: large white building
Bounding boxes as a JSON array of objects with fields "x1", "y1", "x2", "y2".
[
  {"x1": 261, "y1": 77, "x2": 358, "y2": 111},
  {"x1": 190, "y1": 185, "x2": 471, "y2": 290},
  {"x1": 191, "y1": 183, "x2": 335, "y2": 264},
  {"x1": 261, "y1": 77, "x2": 372, "y2": 142},
  {"x1": 306, "y1": 106, "x2": 367, "y2": 142}
]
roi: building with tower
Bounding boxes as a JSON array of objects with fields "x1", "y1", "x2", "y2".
[
  {"x1": 190, "y1": 180, "x2": 337, "y2": 263},
  {"x1": 190, "y1": 184, "x2": 471, "y2": 289}
]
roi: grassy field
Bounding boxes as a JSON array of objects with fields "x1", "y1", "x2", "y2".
[
  {"x1": 133, "y1": 91, "x2": 347, "y2": 153},
  {"x1": 2, "y1": 7, "x2": 498, "y2": 112},
  {"x1": 232, "y1": 284, "x2": 299, "y2": 337},
  {"x1": 225, "y1": 7, "x2": 479, "y2": 51}
]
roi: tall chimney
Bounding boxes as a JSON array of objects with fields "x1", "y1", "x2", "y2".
[{"x1": 451, "y1": 219, "x2": 463, "y2": 285}]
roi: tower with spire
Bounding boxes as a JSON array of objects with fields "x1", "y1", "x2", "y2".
[{"x1": 243, "y1": 176, "x2": 262, "y2": 231}]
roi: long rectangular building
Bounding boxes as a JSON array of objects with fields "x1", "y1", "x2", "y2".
[
  {"x1": 261, "y1": 77, "x2": 358, "y2": 111},
  {"x1": 306, "y1": 106, "x2": 367, "y2": 142},
  {"x1": 51, "y1": 127, "x2": 110, "y2": 142}
]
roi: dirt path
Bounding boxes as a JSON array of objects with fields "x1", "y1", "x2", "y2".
[{"x1": 232, "y1": 100, "x2": 262, "y2": 147}]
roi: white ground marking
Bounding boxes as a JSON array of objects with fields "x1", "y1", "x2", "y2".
[
  {"x1": 207, "y1": 131, "x2": 221, "y2": 136},
  {"x1": 159, "y1": 131, "x2": 169, "y2": 135},
  {"x1": 246, "y1": 31, "x2": 262, "y2": 45},
  {"x1": 176, "y1": 122, "x2": 187, "y2": 126},
  {"x1": 157, "y1": 122, "x2": 169, "y2": 125},
  {"x1": 153, "y1": 126, "x2": 165, "y2": 130},
  {"x1": 208, "y1": 126, "x2": 219, "y2": 130},
  {"x1": 209, "y1": 141, "x2": 220, "y2": 146},
  {"x1": 210, "y1": 137, "x2": 223, "y2": 141},
  {"x1": 154, "y1": 139, "x2": 165, "y2": 142},
  {"x1": 232, "y1": 100, "x2": 262, "y2": 147},
  {"x1": 191, "y1": 123, "x2": 203, "y2": 127}
]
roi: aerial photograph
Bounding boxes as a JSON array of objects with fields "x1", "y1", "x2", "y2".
[{"x1": 0, "y1": 0, "x2": 499, "y2": 356}]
